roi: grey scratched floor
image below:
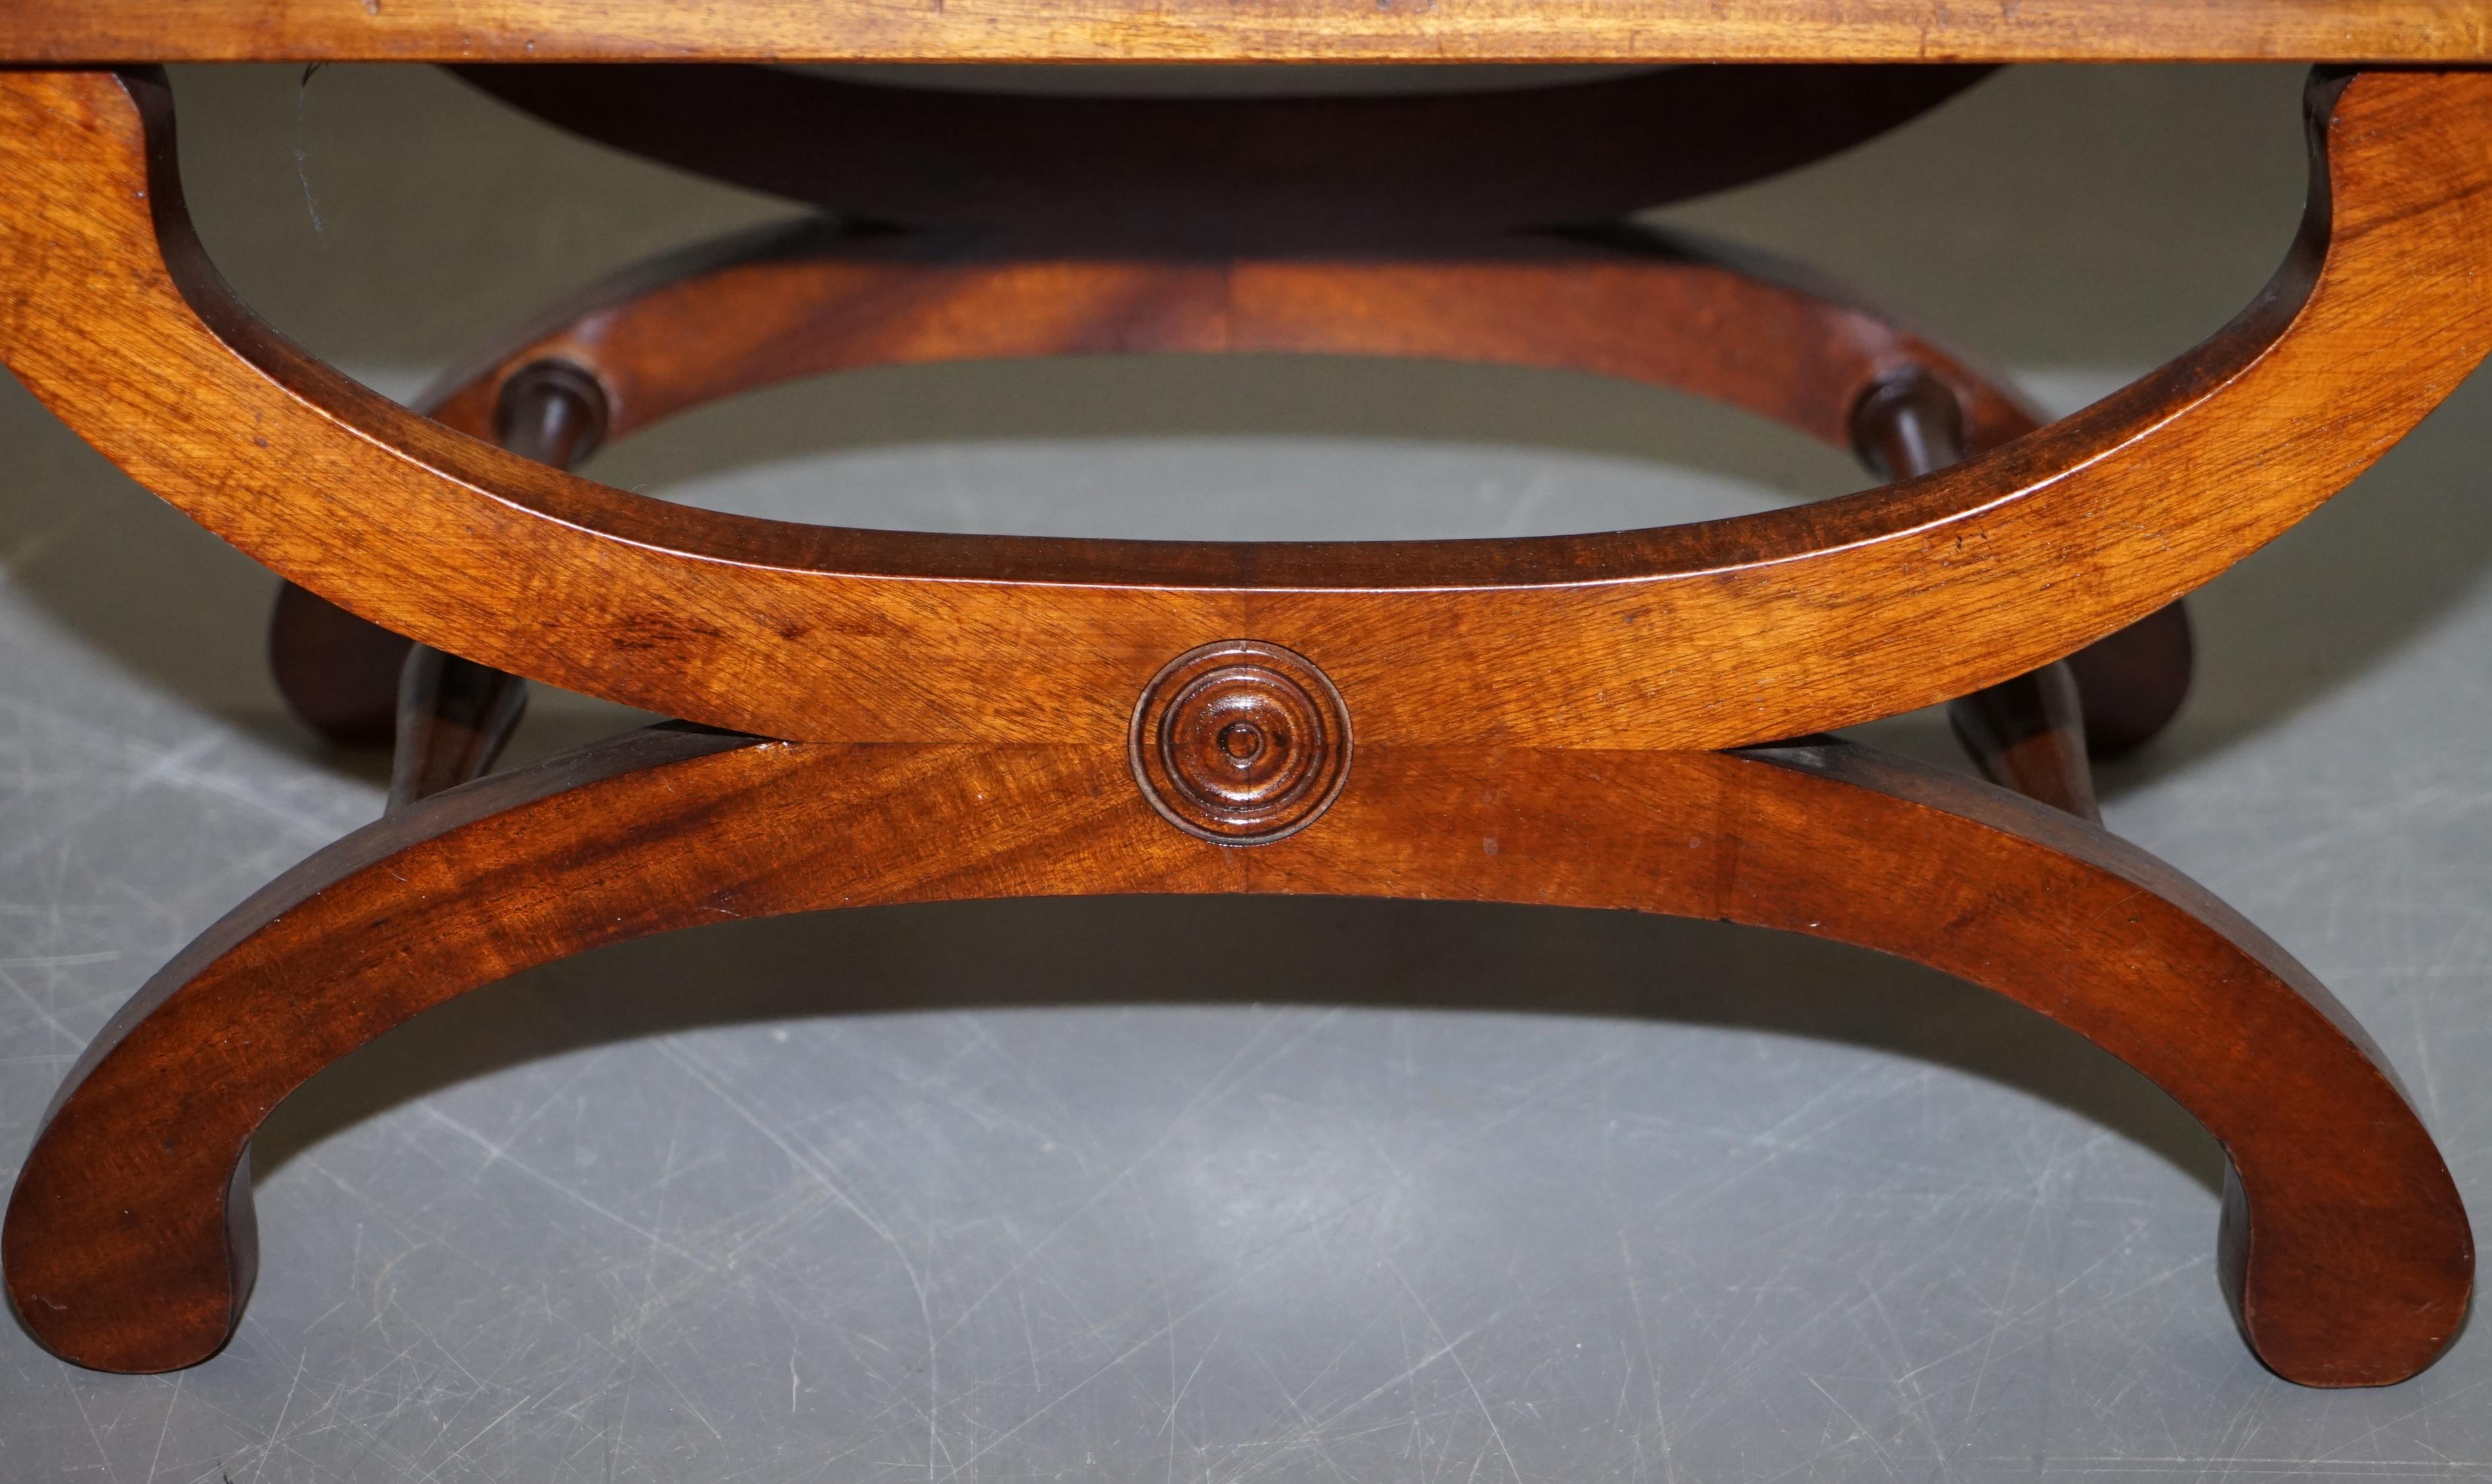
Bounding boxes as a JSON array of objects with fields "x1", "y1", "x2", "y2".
[{"x1": 2, "y1": 61, "x2": 2489, "y2": 1483}]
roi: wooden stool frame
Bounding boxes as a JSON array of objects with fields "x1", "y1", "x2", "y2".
[{"x1": 0, "y1": 52, "x2": 2483, "y2": 1389}]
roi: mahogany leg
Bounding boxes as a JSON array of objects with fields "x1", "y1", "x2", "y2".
[
  {"x1": 4, "y1": 729, "x2": 2465, "y2": 1386},
  {"x1": 389, "y1": 647, "x2": 529, "y2": 809},
  {"x1": 265, "y1": 584, "x2": 408, "y2": 748},
  {"x1": 272, "y1": 360, "x2": 604, "y2": 753},
  {"x1": 18, "y1": 68, "x2": 2484, "y2": 756},
  {"x1": 1853, "y1": 368, "x2": 2132, "y2": 812},
  {"x1": 263, "y1": 217, "x2": 2195, "y2": 765},
  {"x1": 1944, "y1": 661, "x2": 2097, "y2": 818},
  {"x1": 2065, "y1": 598, "x2": 2195, "y2": 757}
]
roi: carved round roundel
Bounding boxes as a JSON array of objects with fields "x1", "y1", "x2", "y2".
[{"x1": 1129, "y1": 641, "x2": 1351, "y2": 844}]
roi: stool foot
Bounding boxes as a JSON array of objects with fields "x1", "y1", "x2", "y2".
[
  {"x1": 2068, "y1": 599, "x2": 2195, "y2": 757},
  {"x1": 267, "y1": 583, "x2": 409, "y2": 749}
]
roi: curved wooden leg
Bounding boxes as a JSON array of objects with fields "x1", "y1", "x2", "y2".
[
  {"x1": 271, "y1": 359, "x2": 602, "y2": 749},
  {"x1": 5, "y1": 729, "x2": 2465, "y2": 1385},
  {"x1": 1852, "y1": 366, "x2": 2168, "y2": 802},
  {"x1": 18, "y1": 68, "x2": 2481, "y2": 751},
  {"x1": 265, "y1": 211, "x2": 2193, "y2": 762},
  {"x1": 1944, "y1": 661, "x2": 2097, "y2": 817}
]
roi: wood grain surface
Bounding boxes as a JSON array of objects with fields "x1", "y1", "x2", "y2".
[
  {"x1": 416, "y1": 220, "x2": 2041, "y2": 477},
  {"x1": 7, "y1": 66, "x2": 2478, "y2": 753},
  {"x1": 1850, "y1": 366, "x2": 2100, "y2": 815},
  {"x1": 276, "y1": 206, "x2": 2191, "y2": 772},
  {"x1": 380, "y1": 362, "x2": 603, "y2": 805},
  {"x1": 274, "y1": 66, "x2": 2183, "y2": 772},
  {"x1": 0, "y1": 0, "x2": 2485, "y2": 64},
  {"x1": 271, "y1": 324, "x2": 608, "y2": 750},
  {"x1": 4, "y1": 730, "x2": 2466, "y2": 1385}
]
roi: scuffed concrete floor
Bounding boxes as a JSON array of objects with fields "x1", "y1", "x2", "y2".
[{"x1": 1, "y1": 62, "x2": 2489, "y2": 1481}]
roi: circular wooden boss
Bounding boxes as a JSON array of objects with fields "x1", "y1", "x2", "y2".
[{"x1": 1129, "y1": 640, "x2": 1351, "y2": 844}]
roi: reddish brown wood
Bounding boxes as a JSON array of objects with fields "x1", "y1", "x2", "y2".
[
  {"x1": 278, "y1": 210, "x2": 2187, "y2": 751},
  {"x1": 265, "y1": 584, "x2": 408, "y2": 749},
  {"x1": 267, "y1": 220, "x2": 2032, "y2": 740},
  {"x1": 2, "y1": 728, "x2": 2465, "y2": 1384},
  {"x1": 14, "y1": 68, "x2": 2478, "y2": 753},
  {"x1": 276, "y1": 351, "x2": 605, "y2": 747},
  {"x1": 411, "y1": 218, "x2": 2038, "y2": 467},
  {"x1": 488, "y1": 357, "x2": 606, "y2": 468},
  {"x1": 1849, "y1": 365, "x2": 1978, "y2": 485},
  {"x1": 1833, "y1": 362, "x2": 2191, "y2": 762},
  {"x1": 1129, "y1": 640, "x2": 1351, "y2": 842},
  {"x1": 1852, "y1": 367, "x2": 2102, "y2": 815},
  {"x1": 265, "y1": 56, "x2": 1998, "y2": 745},
  {"x1": 389, "y1": 647, "x2": 530, "y2": 810},
  {"x1": 380, "y1": 362, "x2": 605, "y2": 800},
  {"x1": 2066, "y1": 600, "x2": 2196, "y2": 757},
  {"x1": 1946, "y1": 661, "x2": 2098, "y2": 819},
  {"x1": 278, "y1": 216, "x2": 2040, "y2": 739},
  {"x1": 2, "y1": 59, "x2": 2477, "y2": 1398},
  {"x1": 385, "y1": 363, "x2": 607, "y2": 798}
]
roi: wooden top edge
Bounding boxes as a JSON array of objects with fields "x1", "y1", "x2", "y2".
[{"x1": 1, "y1": 1, "x2": 2488, "y2": 65}]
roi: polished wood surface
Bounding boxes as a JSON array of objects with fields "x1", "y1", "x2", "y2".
[
  {"x1": 273, "y1": 204, "x2": 2053, "y2": 745},
  {"x1": 11, "y1": 68, "x2": 2481, "y2": 755},
  {"x1": 4, "y1": 728, "x2": 2466, "y2": 1385},
  {"x1": 386, "y1": 364, "x2": 603, "y2": 804},
  {"x1": 286, "y1": 357, "x2": 603, "y2": 768},
  {"x1": 272, "y1": 61, "x2": 2187, "y2": 783},
  {"x1": 1852, "y1": 367, "x2": 2100, "y2": 816},
  {"x1": 2066, "y1": 600, "x2": 2197, "y2": 756},
  {"x1": 1947, "y1": 661, "x2": 2098, "y2": 819},
  {"x1": 1, "y1": 1, "x2": 2486, "y2": 64},
  {"x1": 263, "y1": 585, "x2": 410, "y2": 749},
  {"x1": 270, "y1": 206, "x2": 2193, "y2": 762},
  {"x1": 273, "y1": 216, "x2": 2033, "y2": 744},
  {"x1": 388, "y1": 648, "x2": 530, "y2": 810},
  {"x1": 3, "y1": 53, "x2": 2477, "y2": 1391},
  {"x1": 1129, "y1": 640, "x2": 1353, "y2": 842},
  {"x1": 414, "y1": 221, "x2": 2038, "y2": 487}
]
